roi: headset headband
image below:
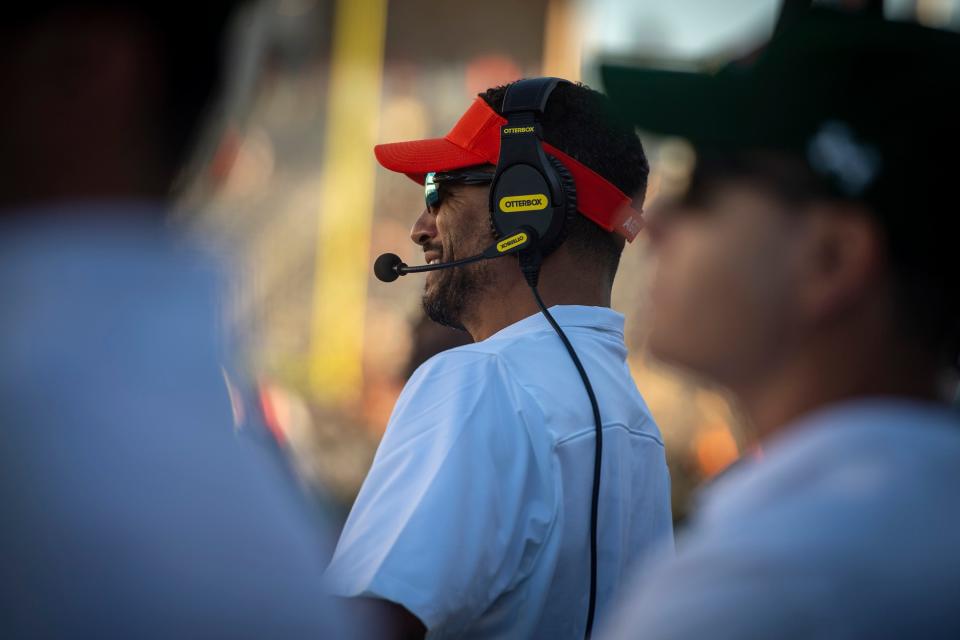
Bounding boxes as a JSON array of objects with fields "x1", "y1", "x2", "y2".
[{"x1": 501, "y1": 77, "x2": 565, "y2": 115}]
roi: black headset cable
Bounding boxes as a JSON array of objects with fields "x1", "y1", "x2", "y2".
[{"x1": 521, "y1": 249, "x2": 603, "y2": 640}]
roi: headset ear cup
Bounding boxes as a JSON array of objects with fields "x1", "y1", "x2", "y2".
[
  {"x1": 541, "y1": 155, "x2": 578, "y2": 256},
  {"x1": 487, "y1": 156, "x2": 578, "y2": 253}
]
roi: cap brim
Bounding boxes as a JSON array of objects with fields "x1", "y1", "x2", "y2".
[
  {"x1": 601, "y1": 62, "x2": 749, "y2": 148},
  {"x1": 374, "y1": 137, "x2": 490, "y2": 184}
]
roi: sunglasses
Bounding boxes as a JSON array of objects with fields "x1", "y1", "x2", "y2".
[{"x1": 424, "y1": 169, "x2": 494, "y2": 210}]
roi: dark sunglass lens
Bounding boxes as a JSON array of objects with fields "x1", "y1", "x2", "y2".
[{"x1": 424, "y1": 172, "x2": 440, "y2": 209}]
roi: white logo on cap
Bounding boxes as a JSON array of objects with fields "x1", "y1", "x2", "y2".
[{"x1": 807, "y1": 120, "x2": 882, "y2": 197}]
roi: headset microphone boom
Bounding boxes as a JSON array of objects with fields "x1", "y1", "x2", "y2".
[{"x1": 373, "y1": 228, "x2": 535, "y2": 283}]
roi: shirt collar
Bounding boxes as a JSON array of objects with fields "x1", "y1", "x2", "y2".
[{"x1": 485, "y1": 305, "x2": 625, "y2": 342}]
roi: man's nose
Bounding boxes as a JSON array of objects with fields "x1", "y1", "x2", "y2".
[{"x1": 410, "y1": 208, "x2": 437, "y2": 247}]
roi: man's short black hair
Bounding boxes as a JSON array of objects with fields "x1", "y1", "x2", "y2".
[
  {"x1": 3, "y1": 2, "x2": 243, "y2": 173},
  {"x1": 479, "y1": 82, "x2": 648, "y2": 278}
]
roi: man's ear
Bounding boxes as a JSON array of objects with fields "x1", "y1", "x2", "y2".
[{"x1": 795, "y1": 201, "x2": 886, "y2": 324}]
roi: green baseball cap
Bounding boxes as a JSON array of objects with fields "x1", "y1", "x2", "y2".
[{"x1": 601, "y1": 8, "x2": 960, "y2": 203}]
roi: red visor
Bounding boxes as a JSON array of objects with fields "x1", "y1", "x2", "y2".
[{"x1": 374, "y1": 98, "x2": 644, "y2": 241}]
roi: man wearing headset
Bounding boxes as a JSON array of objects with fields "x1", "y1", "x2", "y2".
[
  {"x1": 326, "y1": 81, "x2": 673, "y2": 638},
  {"x1": 599, "y1": 7, "x2": 960, "y2": 639}
]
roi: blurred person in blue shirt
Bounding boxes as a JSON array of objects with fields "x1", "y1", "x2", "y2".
[
  {"x1": 0, "y1": 4, "x2": 362, "y2": 638},
  {"x1": 599, "y1": 6, "x2": 960, "y2": 639}
]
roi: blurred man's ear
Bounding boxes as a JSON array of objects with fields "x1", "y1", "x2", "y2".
[
  {"x1": 641, "y1": 198, "x2": 683, "y2": 247},
  {"x1": 795, "y1": 201, "x2": 886, "y2": 324}
]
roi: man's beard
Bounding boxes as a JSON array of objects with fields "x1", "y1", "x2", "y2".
[{"x1": 421, "y1": 260, "x2": 493, "y2": 332}]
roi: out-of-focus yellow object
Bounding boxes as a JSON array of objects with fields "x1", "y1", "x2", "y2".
[
  {"x1": 542, "y1": 0, "x2": 583, "y2": 80},
  {"x1": 309, "y1": 0, "x2": 389, "y2": 404}
]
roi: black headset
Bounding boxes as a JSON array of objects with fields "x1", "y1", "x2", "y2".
[
  {"x1": 491, "y1": 78, "x2": 605, "y2": 640},
  {"x1": 489, "y1": 77, "x2": 577, "y2": 264}
]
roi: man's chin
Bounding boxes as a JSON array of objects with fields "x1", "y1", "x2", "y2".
[
  {"x1": 422, "y1": 294, "x2": 466, "y2": 331},
  {"x1": 422, "y1": 271, "x2": 446, "y2": 302},
  {"x1": 421, "y1": 278, "x2": 460, "y2": 330},
  {"x1": 419, "y1": 257, "x2": 490, "y2": 332}
]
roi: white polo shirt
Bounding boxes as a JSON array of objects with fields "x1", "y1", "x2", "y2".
[
  {"x1": 326, "y1": 305, "x2": 673, "y2": 638},
  {"x1": 601, "y1": 399, "x2": 960, "y2": 640}
]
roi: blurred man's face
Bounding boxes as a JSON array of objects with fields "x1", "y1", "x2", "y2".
[
  {"x1": 409, "y1": 181, "x2": 496, "y2": 330},
  {"x1": 645, "y1": 173, "x2": 808, "y2": 387}
]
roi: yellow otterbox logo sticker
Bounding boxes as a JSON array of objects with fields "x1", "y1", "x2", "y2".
[
  {"x1": 497, "y1": 232, "x2": 528, "y2": 253},
  {"x1": 499, "y1": 194, "x2": 548, "y2": 212},
  {"x1": 502, "y1": 126, "x2": 535, "y2": 135}
]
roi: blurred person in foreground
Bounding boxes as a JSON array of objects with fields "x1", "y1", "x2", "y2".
[
  {"x1": 599, "y1": 7, "x2": 960, "y2": 639},
  {"x1": 325, "y1": 81, "x2": 673, "y2": 638},
  {"x1": 0, "y1": 4, "x2": 360, "y2": 638}
]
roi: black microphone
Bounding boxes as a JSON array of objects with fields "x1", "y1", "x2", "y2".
[
  {"x1": 373, "y1": 228, "x2": 536, "y2": 283},
  {"x1": 374, "y1": 253, "x2": 405, "y2": 283}
]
